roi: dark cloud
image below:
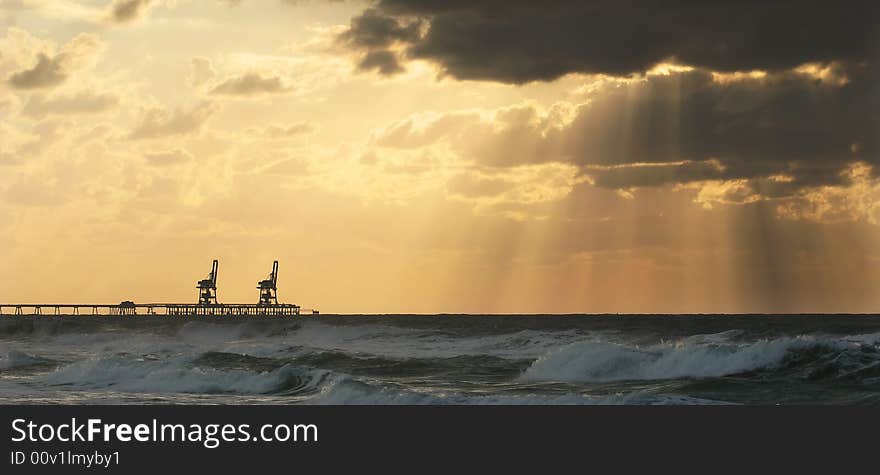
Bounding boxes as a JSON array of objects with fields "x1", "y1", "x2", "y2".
[
  {"x1": 348, "y1": 1, "x2": 878, "y2": 207},
  {"x1": 209, "y1": 73, "x2": 289, "y2": 95},
  {"x1": 338, "y1": 7, "x2": 421, "y2": 49},
  {"x1": 378, "y1": 65, "x2": 879, "y2": 196},
  {"x1": 557, "y1": 67, "x2": 877, "y2": 178},
  {"x1": 337, "y1": 7, "x2": 422, "y2": 75},
  {"x1": 342, "y1": 1, "x2": 878, "y2": 83},
  {"x1": 588, "y1": 161, "x2": 727, "y2": 189},
  {"x1": 7, "y1": 54, "x2": 66, "y2": 89},
  {"x1": 574, "y1": 67, "x2": 876, "y2": 186},
  {"x1": 357, "y1": 49, "x2": 404, "y2": 75},
  {"x1": 7, "y1": 33, "x2": 103, "y2": 89},
  {"x1": 106, "y1": 0, "x2": 153, "y2": 24}
]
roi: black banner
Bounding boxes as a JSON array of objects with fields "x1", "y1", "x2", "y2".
[{"x1": 0, "y1": 405, "x2": 874, "y2": 472}]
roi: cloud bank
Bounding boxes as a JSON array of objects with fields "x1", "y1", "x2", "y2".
[{"x1": 340, "y1": 0, "x2": 879, "y2": 83}]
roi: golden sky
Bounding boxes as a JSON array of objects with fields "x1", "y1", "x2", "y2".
[{"x1": 1, "y1": 1, "x2": 878, "y2": 313}]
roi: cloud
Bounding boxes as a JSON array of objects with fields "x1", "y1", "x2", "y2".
[
  {"x1": 775, "y1": 163, "x2": 880, "y2": 224},
  {"x1": 3, "y1": 119, "x2": 68, "y2": 160},
  {"x1": 340, "y1": 1, "x2": 879, "y2": 83},
  {"x1": 21, "y1": 91, "x2": 119, "y2": 119},
  {"x1": 338, "y1": 7, "x2": 421, "y2": 49},
  {"x1": 7, "y1": 32, "x2": 104, "y2": 89},
  {"x1": 374, "y1": 110, "x2": 482, "y2": 148},
  {"x1": 248, "y1": 121, "x2": 314, "y2": 138},
  {"x1": 444, "y1": 164, "x2": 584, "y2": 219},
  {"x1": 128, "y1": 101, "x2": 217, "y2": 140},
  {"x1": 209, "y1": 72, "x2": 290, "y2": 95},
  {"x1": 0, "y1": 151, "x2": 24, "y2": 166},
  {"x1": 263, "y1": 158, "x2": 309, "y2": 175},
  {"x1": 1, "y1": 1, "x2": 104, "y2": 25},
  {"x1": 144, "y1": 148, "x2": 194, "y2": 166},
  {"x1": 7, "y1": 53, "x2": 66, "y2": 89},
  {"x1": 446, "y1": 173, "x2": 514, "y2": 199},
  {"x1": 357, "y1": 49, "x2": 404, "y2": 75},
  {"x1": 375, "y1": 65, "x2": 878, "y2": 200},
  {"x1": 105, "y1": 0, "x2": 154, "y2": 24},
  {"x1": 587, "y1": 161, "x2": 728, "y2": 189},
  {"x1": 686, "y1": 179, "x2": 763, "y2": 209},
  {"x1": 3, "y1": 175, "x2": 69, "y2": 206},
  {"x1": 189, "y1": 57, "x2": 215, "y2": 87},
  {"x1": 337, "y1": 7, "x2": 422, "y2": 76},
  {"x1": 0, "y1": 0, "x2": 28, "y2": 24}
]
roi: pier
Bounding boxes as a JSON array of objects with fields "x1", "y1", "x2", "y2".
[
  {"x1": 0, "y1": 259, "x2": 318, "y2": 317},
  {"x1": 0, "y1": 303, "x2": 308, "y2": 316}
]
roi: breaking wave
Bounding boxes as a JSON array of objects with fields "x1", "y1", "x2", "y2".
[
  {"x1": 521, "y1": 332, "x2": 880, "y2": 383},
  {"x1": 29, "y1": 350, "x2": 722, "y2": 405}
]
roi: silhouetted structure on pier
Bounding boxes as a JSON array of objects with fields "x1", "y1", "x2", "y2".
[
  {"x1": 258, "y1": 261, "x2": 279, "y2": 305},
  {"x1": 198, "y1": 259, "x2": 219, "y2": 305},
  {"x1": 0, "y1": 259, "x2": 318, "y2": 317}
]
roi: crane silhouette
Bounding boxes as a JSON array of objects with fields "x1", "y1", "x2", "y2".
[
  {"x1": 197, "y1": 259, "x2": 218, "y2": 305},
  {"x1": 257, "y1": 260, "x2": 279, "y2": 305}
]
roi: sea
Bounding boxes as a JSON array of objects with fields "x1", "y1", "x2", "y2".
[{"x1": 2, "y1": 314, "x2": 880, "y2": 405}]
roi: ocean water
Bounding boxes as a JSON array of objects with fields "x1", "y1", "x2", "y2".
[{"x1": 1, "y1": 315, "x2": 880, "y2": 405}]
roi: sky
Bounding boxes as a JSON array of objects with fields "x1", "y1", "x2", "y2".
[{"x1": 0, "y1": 0, "x2": 878, "y2": 313}]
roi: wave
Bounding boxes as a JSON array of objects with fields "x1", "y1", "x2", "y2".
[
  {"x1": 4, "y1": 318, "x2": 592, "y2": 363},
  {"x1": 290, "y1": 350, "x2": 530, "y2": 379},
  {"x1": 29, "y1": 349, "x2": 723, "y2": 405},
  {"x1": 8, "y1": 317, "x2": 880, "y2": 404},
  {"x1": 521, "y1": 332, "x2": 880, "y2": 383},
  {"x1": 176, "y1": 321, "x2": 298, "y2": 342},
  {"x1": 0, "y1": 350, "x2": 50, "y2": 370},
  {"x1": 307, "y1": 375, "x2": 728, "y2": 405},
  {"x1": 39, "y1": 354, "x2": 333, "y2": 395},
  {"x1": 271, "y1": 321, "x2": 586, "y2": 360}
]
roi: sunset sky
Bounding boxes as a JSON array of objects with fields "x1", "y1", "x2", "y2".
[{"x1": 1, "y1": 1, "x2": 878, "y2": 313}]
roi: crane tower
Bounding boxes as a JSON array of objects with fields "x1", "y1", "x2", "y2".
[
  {"x1": 197, "y1": 259, "x2": 219, "y2": 305},
  {"x1": 257, "y1": 260, "x2": 279, "y2": 305}
]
